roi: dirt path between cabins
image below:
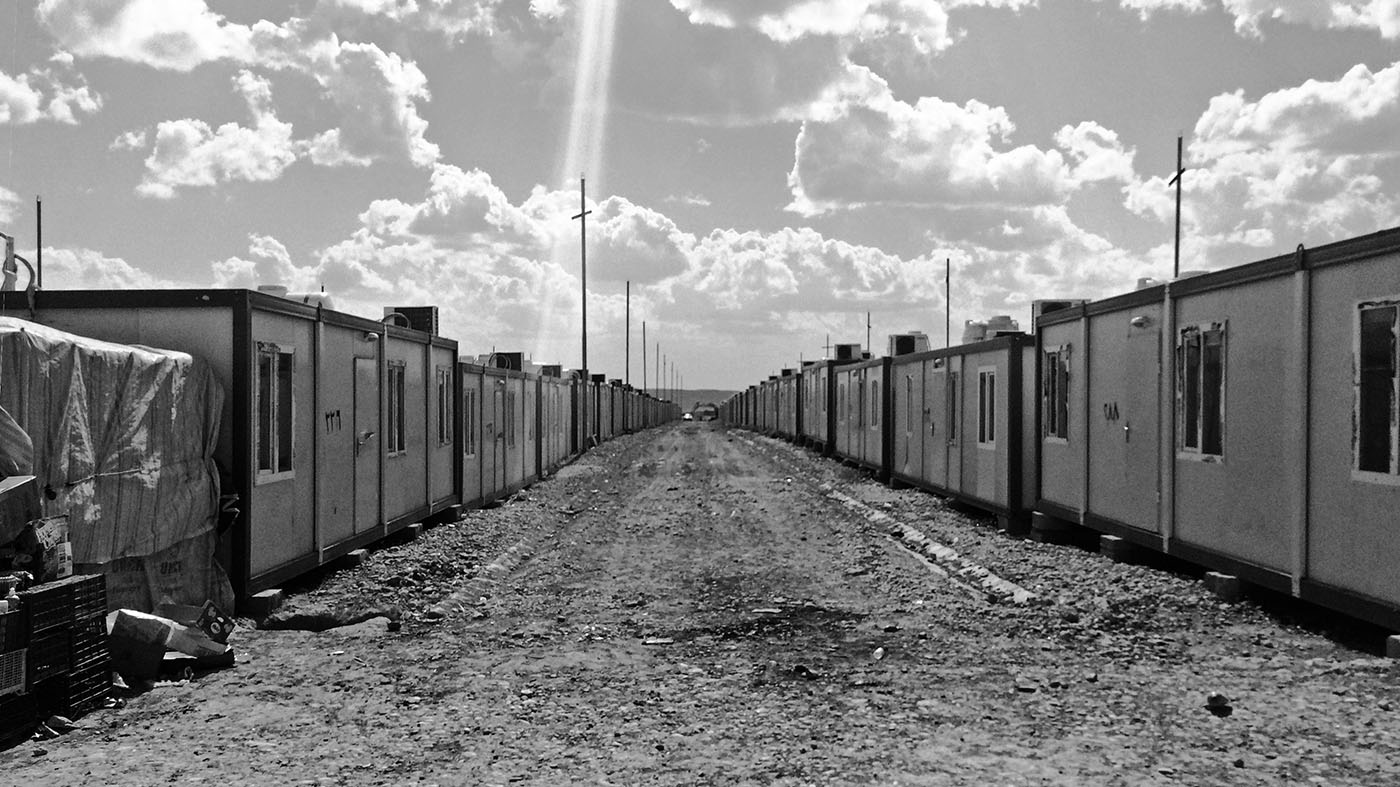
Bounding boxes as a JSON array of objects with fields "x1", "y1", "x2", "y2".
[{"x1": 3, "y1": 423, "x2": 1398, "y2": 785}]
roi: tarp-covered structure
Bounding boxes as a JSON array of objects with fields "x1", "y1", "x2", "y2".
[{"x1": 0, "y1": 316, "x2": 231, "y2": 611}]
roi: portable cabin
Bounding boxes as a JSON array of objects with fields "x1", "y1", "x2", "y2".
[
  {"x1": 888, "y1": 334, "x2": 1034, "y2": 527},
  {"x1": 1035, "y1": 225, "x2": 1400, "y2": 628},
  {"x1": 0, "y1": 289, "x2": 459, "y2": 597},
  {"x1": 776, "y1": 369, "x2": 800, "y2": 440},
  {"x1": 459, "y1": 363, "x2": 486, "y2": 507},
  {"x1": 538, "y1": 367, "x2": 573, "y2": 475},
  {"x1": 831, "y1": 356, "x2": 890, "y2": 474}
]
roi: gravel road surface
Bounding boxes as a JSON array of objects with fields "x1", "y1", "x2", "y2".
[{"x1": 3, "y1": 423, "x2": 1397, "y2": 785}]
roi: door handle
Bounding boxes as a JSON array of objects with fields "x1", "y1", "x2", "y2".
[
  {"x1": 356, "y1": 430, "x2": 375, "y2": 447},
  {"x1": 1123, "y1": 422, "x2": 1131, "y2": 442}
]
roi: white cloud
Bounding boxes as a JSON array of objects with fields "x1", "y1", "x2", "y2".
[
  {"x1": 0, "y1": 187, "x2": 20, "y2": 224},
  {"x1": 664, "y1": 193, "x2": 714, "y2": 207},
  {"x1": 131, "y1": 71, "x2": 301, "y2": 198},
  {"x1": 0, "y1": 65, "x2": 100, "y2": 125},
  {"x1": 316, "y1": 0, "x2": 503, "y2": 38},
  {"x1": 788, "y1": 75, "x2": 1084, "y2": 214},
  {"x1": 40, "y1": 248, "x2": 182, "y2": 289},
  {"x1": 1114, "y1": 0, "x2": 1400, "y2": 38},
  {"x1": 37, "y1": 0, "x2": 256, "y2": 71},
  {"x1": 38, "y1": 3, "x2": 440, "y2": 169},
  {"x1": 669, "y1": 0, "x2": 956, "y2": 54},
  {"x1": 1055, "y1": 121, "x2": 1137, "y2": 185},
  {"x1": 1125, "y1": 61, "x2": 1400, "y2": 258}
]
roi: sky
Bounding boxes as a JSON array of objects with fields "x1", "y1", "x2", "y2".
[{"x1": 1, "y1": 0, "x2": 1397, "y2": 390}]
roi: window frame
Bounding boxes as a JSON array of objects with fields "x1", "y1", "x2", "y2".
[
  {"x1": 464, "y1": 386, "x2": 477, "y2": 458},
  {"x1": 977, "y1": 366, "x2": 996, "y2": 448},
  {"x1": 1355, "y1": 299, "x2": 1400, "y2": 483},
  {"x1": 254, "y1": 342, "x2": 296, "y2": 484},
  {"x1": 1042, "y1": 344, "x2": 1071, "y2": 443},
  {"x1": 1176, "y1": 321, "x2": 1226, "y2": 461},
  {"x1": 387, "y1": 360, "x2": 407, "y2": 456},
  {"x1": 436, "y1": 366, "x2": 453, "y2": 447}
]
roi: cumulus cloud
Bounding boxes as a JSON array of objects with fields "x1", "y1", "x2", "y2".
[
  {"x1": 789, "y1": 75, "x2": 1096, "y2": 214},
  {"x1": 317, "y1": 0, "x2": 503, "y2": 38},
  {"x1": 40, "y1": 248, "x2": 183, "y2": 289},
  {"x1": 1115, "y1": 0, "x2": 1400, "y2": 38},
  {"x1": 130, "y1": 71, "x2": 301, "y2": 198},
  {"x1": 0, "y1": 187, "x2": 19, "y2": 225},
  {"x1": 0, "y1": 63, "x2": 101, "y2": 125},
  {"x1": 669, "y1": 0, "x2": 956, "y2": 54},
  {"x1": 37, "y1": 0, "x2": 256, "y2": 71},
  {"x1": 38, "y1": 1, "x2": 440, "y2": 170},
  {"x1": 1125, "y1": 61, "x2": 1400, "y2": 257}
]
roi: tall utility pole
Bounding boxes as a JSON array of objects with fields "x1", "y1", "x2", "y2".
[
  {"x1": 35, "y1": 196, "x2": 42, "y2": 289},
  {"x1": 655, "y1": 343, "x2": 660, "y2": 396},
  {"x1": 572, "y1": 176, "x2": 592, "y2": 373},
  {"x1": 625, "y1": 280, "x2": 630, "y2": 385},
  {"x1": 1168, "y1": 136, "x2": 1186, "y2": 279},
  {"x1": 866, "y1": 312, "x2": 871, "y2": 354},
  {"x1": 642, "y1": 321, "x2": 647, "y2": 394},
  {"x1": 945, "y1": 257, "x2": 950, "y2": 349}
]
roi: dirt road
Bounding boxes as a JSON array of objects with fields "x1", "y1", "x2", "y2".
[{"x1": 4, "y1": 424, "x2": 1397, "y2": 785}]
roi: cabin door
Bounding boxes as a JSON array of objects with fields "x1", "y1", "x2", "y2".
[
  {"x1": 1097, "y1": 326, "x2": 1161, "y2": 530},
  {"x1": 353, "y1": 357, "x2": 380, "y2": 534}
]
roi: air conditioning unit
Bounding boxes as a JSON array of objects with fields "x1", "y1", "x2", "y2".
[
  {"x1": 492, "y1": 351, "x2": 524, "y2": 371},
  {"x1": 888, "y1": 331, "x2": 930, "y2": 356},
  {"x1": 781, "y1": 368, "x2": 795, "y2": 377},
  {"x1": 385, "y1": 305, "x2": 439, "y2": 335},
  {"x1": 540, "y1": 364, "x2": 562, "y2": 377},
  {"x1": 834, "y1": 343, "x2": 862, "y2": 361},
  {"x1": 1030, "y1": 300, "x2": 1086, "y2": 331}
]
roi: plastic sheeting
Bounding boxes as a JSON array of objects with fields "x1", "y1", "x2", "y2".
[{"x1": 0, "y1": 317, "x2": 230, "y2": 610}]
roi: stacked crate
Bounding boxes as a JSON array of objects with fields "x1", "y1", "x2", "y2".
[
  {"x1": 20, "y1": 574, "x2": 110, "y2": 721},
  {"x1": 0, "y1": 599, "x2": 31, "y2": 748}
]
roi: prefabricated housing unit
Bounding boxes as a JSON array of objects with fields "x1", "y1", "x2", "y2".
[
  {"x1": 887, "y1": 334, "x2": 1035, "y2": 526},
  {"x1": 1035, "y1": 226, "x2": 1400, "y2": 628},
  {"x1": 0, "y1": 289, "x2": 458, "y2": 596}
]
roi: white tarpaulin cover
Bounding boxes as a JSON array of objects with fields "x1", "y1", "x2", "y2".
[{"x1": 0, "y1": 316, "x2": 231, "y2": 610}]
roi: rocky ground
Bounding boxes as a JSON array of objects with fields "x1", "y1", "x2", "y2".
[{"x1": 3, "y1": 423, "x2": 1397, "y2": 785}]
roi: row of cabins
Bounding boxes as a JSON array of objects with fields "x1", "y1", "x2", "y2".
[
  {"x1": 724, "y1": 226, "x2": 1400, "y2": 630},
  {"x1": 0, "y1": 289, "x2": 677, "y2": 604}
]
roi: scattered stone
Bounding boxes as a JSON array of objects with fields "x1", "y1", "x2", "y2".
[
  {"x1": 643, "y1": 637, "x2": 675, "y2": 646},
  {"x1": 872, "y1": 647, "x2": 886, "y2": 661},
  {"x1": 751, "y1": 608, "x2": 781, "y2": 615},
  {"x1": 1233, "y1": 758, "x2": 1246, "y2": 768},
  {"x1": 791, "y1": 664, "x2": 820, "y2": 680},
  {"x1": 1205, "y1": 692, "x2": 1233, "y2": 717},
  {"x1": 883, "y1": 624, "x2": 900, "y2": 632}
]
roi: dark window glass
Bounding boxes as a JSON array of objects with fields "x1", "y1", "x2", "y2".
[{"x1": 1359, "y1": 306, "x2": 1397, "y2": 473}]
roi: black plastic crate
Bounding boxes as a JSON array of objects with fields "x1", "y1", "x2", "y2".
[
  {"x1": 71, "y1": 574, "x2": 106, "y2": 622},
  {"x1": 0, "y1": 693, "x2": 36, "y2": 750},
  {"x1": 25, "y1": 628, "x2": 69, "y2": 687},
  {"x1": 18, "y1": 577, "x2": 75, "y2": 634},
  {"x1": 30, "y1": 663, "x2": 109, "y2": 719},
  {"x1": 70, "y1": 616, "x2": 108, "y2": 672},
  {"x1": 0, "y1": 609, "x2": 26, "y2": 653}
]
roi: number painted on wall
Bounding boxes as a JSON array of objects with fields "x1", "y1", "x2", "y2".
[
  {"x1": 1102, "y1": 402, "x2": 1120, "y2": 422},
  {"x1": 324, "y1": 409, "x2": 343, "y2": 433}
]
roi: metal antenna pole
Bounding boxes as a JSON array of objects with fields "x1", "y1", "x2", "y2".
[
  {"x1": 35, "y1": 196, "x2": 41, "y2": 289},
  {"x1": 1168, "y1": 135, "x2": 1186, "y2": 279},
  {"x1": 642, "y1": 320, "x2": 647, "y2": 394},
  {"x1": 572, "y1": 176, "x2": 593, "y2": 372},
  {"x1": 866, "y1": 311, "x2": 871, "y2": 354},
  {"x1": 625, "y1": 280, "x2": 630, "y2": 385},
  {"x1": 945, "y1": 257, "x2": 950, "y2": 349}
]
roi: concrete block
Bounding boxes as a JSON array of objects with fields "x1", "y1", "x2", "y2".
[
  {"x1": 1386, "y1": 635, "x2": 1400, "y2": 660},
  {"x1": 242, "y1": 589, "x2": 284, "y2": 618},
  {"x1": 998, "y1": 514, "x2": 1030, "y2": 537},
  {"x1": 342, "y1": 548, "x2": 369, "y2": 568},
  {"x1": 402, "y1": 522, "x2": 424, "y2": 541},
  {"x1": 1099, "y1": 534, "x2": 1144, "y2": 564},
  {"x1": 1204, "y1": 571, "x2": 1244, "y2": 603},
  {"x1": 1030, "y1": 511, "x2": 1074, "y2": 545}
]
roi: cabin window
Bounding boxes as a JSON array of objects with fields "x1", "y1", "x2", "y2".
[
  {"x1": 871, "y1": 380, "x2": 880, "y2": 426},
  {"x1": 905, "y1": 375, "x2": 913, "y2": 432},
  {"x1": 506, "y1": 390, "x2": 517, "y2": 447},
  {"x1": 838, "y1": 383, "x2": 846, "y2": 421},
  {"x1": 1357, "y1": 302, "x2": 1399, "y2": 475},
  {"x1": 1043, "y1": 346, "x2": 1070, "y2": 440},
  {"x1": 1178, "y1": 324, "x2": 1225, "y2": 456},
  {"x1": 947, "y1": 371, "x2": 958, "y2": 443},
  {"x1": 255, "y1": 343, "x2": 294, "y2": 479},
  {"x1": 978, "y1": 368, "x2": 996, "y2": 446},
  {"x1": 387, "y1": 362, "x2": 407, "y2": 455},
  {"x1": 464, "y1": 388, "x2": 477, "y2": 457},
  {"x1": 821, "y1": 374, "x2": 827, "y2": 413},
  {"x1": 436, "y1": 367, "x2": 453, "y2": 446},
  {"x1": 857, "y1": 379, "x2": 866, "y2": 428}
]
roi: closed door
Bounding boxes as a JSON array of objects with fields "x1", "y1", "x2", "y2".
[
  {"x1": 1093, "y1": 326, "x2": 1161, "y2": 529},
  {"x1": 353, "y1": 357, "x2": 380, "y2": 534},
  {"x1": 493, "y1": 387, "x2": 506, "y2": 492}
]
